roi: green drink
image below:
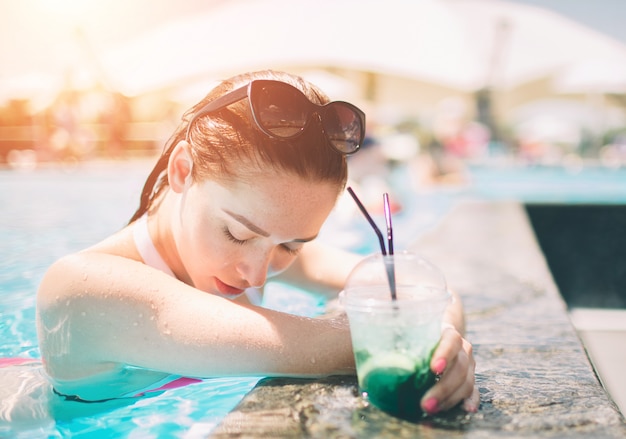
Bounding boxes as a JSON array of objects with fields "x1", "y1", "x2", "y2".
[
  {"x1": 356, "y1": 349, "x2": 437, "y2": 420},
  {"x1": 340, "y1": 252, "x2": 449, "y2": 420}
]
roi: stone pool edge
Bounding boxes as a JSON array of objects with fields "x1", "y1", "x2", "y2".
[{"x1": 209, "y1": 200, "x2": 626, "y2": 438}]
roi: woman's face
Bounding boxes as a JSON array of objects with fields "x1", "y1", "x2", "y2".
[{"x1": 172, "y1": 170, "x2": 339, "y2": 299}]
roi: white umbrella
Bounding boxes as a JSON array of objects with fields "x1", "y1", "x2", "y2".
[
  {"x1": 552, "y1": 55, "x2": 626, "y2": 95},
  {"x1": 101, "y1": 0, "x2": 626, "y2": 96},
  {"x1": 511, "y1": 98, "x2": 626, "y2": 145},
  {"x1": 547, "y1": 54, "x2": 626, "y2": 153},
  {"x1": 512, "y1": 99, "x2": 598, "y2": 144}
]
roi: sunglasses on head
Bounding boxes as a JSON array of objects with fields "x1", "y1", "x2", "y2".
[{"x1": 186, "y1": 79, "x2": 366, "y2": 155}]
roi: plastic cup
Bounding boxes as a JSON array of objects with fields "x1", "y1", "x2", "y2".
[{"x1": 339, "y1": 251, "x2": 450, "y2": 420}]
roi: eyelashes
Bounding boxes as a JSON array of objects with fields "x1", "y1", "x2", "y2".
[
  {"x1": 222, "y1": 226, "x2": 301, "y2": 256},
  {"x1": 280, "y1": 245, "x2": 302, "y2": 256},
  {"x1": 222, "y1": 226, "x2": 247, "y2": 245}
]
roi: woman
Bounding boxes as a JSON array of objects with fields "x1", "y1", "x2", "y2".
[{"x1": 37, "y1": 70, "x2": 478, "y2": 414}]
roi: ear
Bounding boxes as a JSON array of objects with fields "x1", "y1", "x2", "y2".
[{"x1": 167, "y1": 141, "x2": 194, "y2": 194}]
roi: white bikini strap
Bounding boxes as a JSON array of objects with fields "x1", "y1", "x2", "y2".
[{"x1": 133, "y1": 216, "x2": 176, "y2": 278}]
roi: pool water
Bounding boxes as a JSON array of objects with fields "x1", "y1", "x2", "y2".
[
  {"x1": 0, "y1": 161, "x2": 333, "y2": 438},
  {"x1": 0, "y1": 159, "x2": 455, "y2": 438},
  {"x1": 467, "y1": 163, "x2": 626, "y2": 204},
  {"x1": 4, "y1": 159, "x2": 625, "y2": 436}
]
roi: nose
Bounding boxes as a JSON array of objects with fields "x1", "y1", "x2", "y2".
[{"x1": 235, "y1": 247, "x2": 273, "y2": 288}]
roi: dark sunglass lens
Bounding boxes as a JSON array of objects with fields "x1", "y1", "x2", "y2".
[
  {"x1": 324, "y1": 104, "x2": 363, "y2": 154},
  {"x1": 253, "y1": 83, "x2": 309, "y2": 138}
]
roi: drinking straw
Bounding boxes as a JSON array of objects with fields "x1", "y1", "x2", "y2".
[
  {"x1": 383, "y1": 193, "x2": 394, "y2": 256},
  {"x1": 346, "y1": 187, "x2": 397, "y2": 300},
  {"x1": 346, "y1": 187, "x2": 387, "y2": 256},
  {"x1": 383, "y1": 193, "x2": 397, "y2": 300}
]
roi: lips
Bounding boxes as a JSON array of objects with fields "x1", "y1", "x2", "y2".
[{"x1": 214, "y1": 277, "x2": 246, "y2": 298}]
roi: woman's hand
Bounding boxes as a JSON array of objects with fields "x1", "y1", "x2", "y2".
[{"x1": 420, "y1": 325, "x2": 479, "y2": 414}]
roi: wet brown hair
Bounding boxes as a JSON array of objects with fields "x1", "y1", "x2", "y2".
[{"x1": 129, "y1": 70, "x2": 349, "y2": 224}]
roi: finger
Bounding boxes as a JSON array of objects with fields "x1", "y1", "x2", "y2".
[
  {"x1": 422, "y1": 365, "x2": 474, "y2": 414},
  {"x1": 431, "y1": 341, "x2": 470, "y2": 396},
  {"x1": 438, "y1": 339, "x2": 476, "y2": 411},
  {"x1": 462, "y1": 386, "x2": 480, "y2": 413},
  {"x1": 437, "y1": 353, "x2": 476, "y2": 411},
  {"x1": 422, "y1": 338, "x2": 475, "y2": 413},
  {"x1": 430, "y1": 327, "x2": 463, "y2": 374}
]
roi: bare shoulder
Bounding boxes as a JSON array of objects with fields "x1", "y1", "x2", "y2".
[
  {"x1": 84, "y1": 222, "x2": 139, "y2": 259},
  {"x1": 35, "y1": 224, "x2": 156, "y2": 382},
  {"x1": 37, "y1": 224, "x2": 137, "y2": 303}
]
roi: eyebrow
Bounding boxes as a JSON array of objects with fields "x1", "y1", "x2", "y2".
[{"x1": 223, "y1": 209, "x2": 318, "y2": 243}]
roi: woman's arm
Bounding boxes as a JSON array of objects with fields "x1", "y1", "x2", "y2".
[
  {"x1": 276, "y1": 241, "x2": 362, "y2": 297},
  {"x1": 37, "y1": 251, "x2": 355, "y2": 385}
]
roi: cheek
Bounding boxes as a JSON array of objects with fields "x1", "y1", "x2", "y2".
[
  {"x1": 179, "y1": 216, "x2": 231, "y2": 273},
  {"x1": 268, "y1": 252, "x2": 298, "y2": 278}
]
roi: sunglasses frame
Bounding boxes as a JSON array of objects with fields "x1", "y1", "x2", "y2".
[{"x1": 185, "y1": 79, "x2": 365, "y2": 155}]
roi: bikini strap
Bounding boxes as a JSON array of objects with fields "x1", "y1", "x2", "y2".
[{"x1": 133, "y1": 216, "x2": 176, "y2": 278}]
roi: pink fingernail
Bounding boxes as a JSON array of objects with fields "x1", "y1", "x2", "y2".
[
  {"x1": 433, "y1": 358, "x2": 447, "y2": 375},
  {"x1": 422, "y1": 397, "x2": 439, "y2": 414}
]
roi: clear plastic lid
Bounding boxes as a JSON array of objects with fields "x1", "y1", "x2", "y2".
[{"x1": 341, "y1": 251, "x2": 450, "y2": 311}]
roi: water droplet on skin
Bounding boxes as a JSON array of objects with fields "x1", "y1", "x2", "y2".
[
  {"x1": 82, "y1": 273, "x2": 88, "y2": 281},
  {"x1": 310, "y1": 357, "x2": 317, "y2": 364}
]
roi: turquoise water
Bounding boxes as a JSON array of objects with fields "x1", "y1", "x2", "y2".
[
  {"x1": 0, "y1": 162, "x2": 331, "y2": 438},
  {"x1": 1, "y1": 159, "x2": 456, "y2": 437},
  {"x1": 467, "y1": 164, "x2": 626, "y2": 204},
  {"x1": 3, "y1": 159, "x2": 624, "y2": 436}
]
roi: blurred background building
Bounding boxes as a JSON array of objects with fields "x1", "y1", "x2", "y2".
[{"x1": 2, "y1": 0, "x2": 626, "y2": 170}]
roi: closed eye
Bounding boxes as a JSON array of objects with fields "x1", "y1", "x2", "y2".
[
  {"x1": 280, "y1": 244, "x2": 302, "y2": 256},
  {"x1": 222, "y1": 226, "x2": 248, "y2": 245},
  {"x1": 224, "y1": 225, "x2": 303, "y2": 255}
]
